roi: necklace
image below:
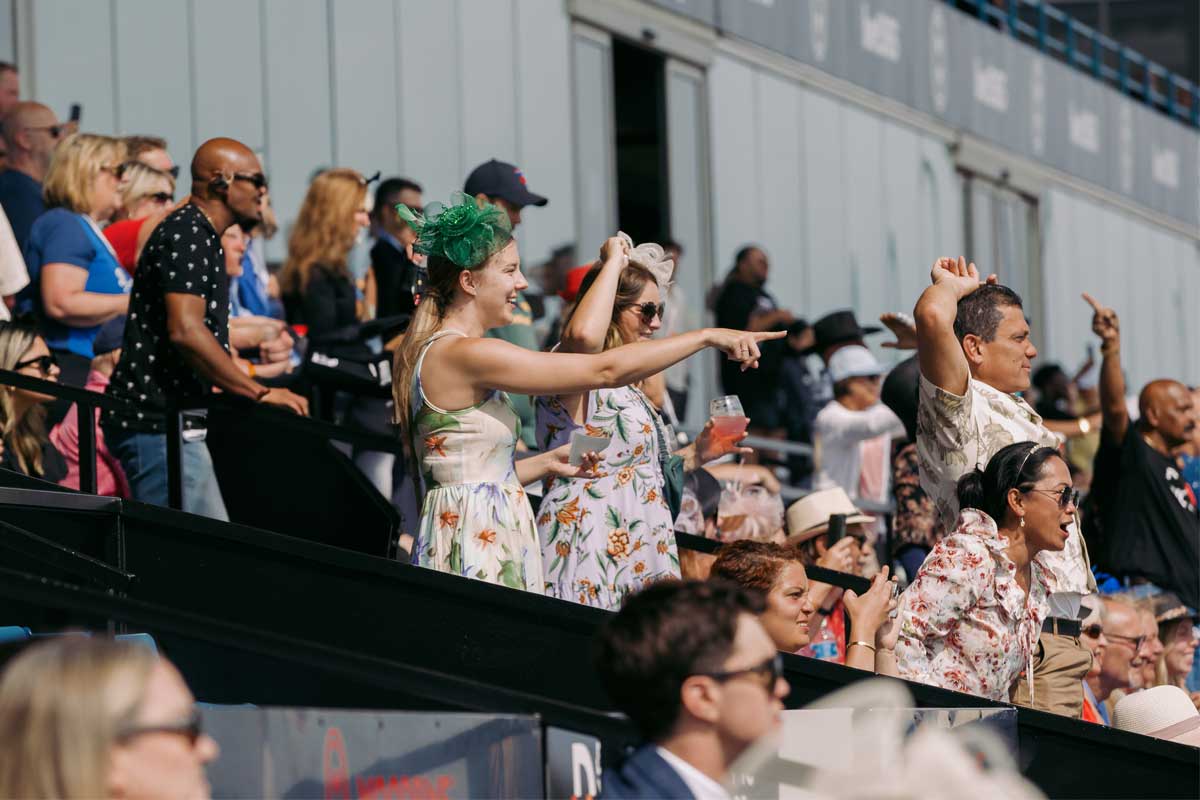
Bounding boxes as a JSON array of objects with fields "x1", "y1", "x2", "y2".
[{"x1": 192, "y1": 202, "x2": 219, "y2": 233}]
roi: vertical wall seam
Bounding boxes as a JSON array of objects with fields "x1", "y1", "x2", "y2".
[
  {"x1": 258, "y1": 0, "x2": 270, "y2": 163},
  {"x1": 109, "y1": 0, "x2": 120, "y2": 132},
  {"x1": 394, "y1": 0, "x2": 404, "y2": 172},
  {"x1": 326, "y1": 0, "x2": 338, "y2": 165},
  {"x1": 185, "y1": 0, "x2": 199, "y2": 153}
]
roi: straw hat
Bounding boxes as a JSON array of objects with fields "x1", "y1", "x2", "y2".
[
  {"x1": 785, "y1": 488, "x2": 875, "y2": 543},
  {"x1": 1113, "y1": 685, "x2": 1200, "y2": 743}
]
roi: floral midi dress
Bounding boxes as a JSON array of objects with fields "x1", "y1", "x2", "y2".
[
  {"x1": 535, "y1": 386, "x2": 679, "y2": 608},
  {"x1": 409, "y1": 330, "x2": 542, "y2": 592}
]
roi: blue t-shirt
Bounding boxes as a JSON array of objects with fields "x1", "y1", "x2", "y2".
[
  {"x1": 24, "y1": 208, "x2": 132, "y2": 358},
  {"x1": 0, "y1": 169, "x2": 44, "y2": 251}
]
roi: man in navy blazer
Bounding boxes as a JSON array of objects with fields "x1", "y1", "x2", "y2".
[{"x1": 595, "y1": 581, "x2": 789, "y2": 799}]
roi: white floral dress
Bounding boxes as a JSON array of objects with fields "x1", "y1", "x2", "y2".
[
  {"x1": 409, "y1": 330, "x2": 542, "y2": 592},
  {"x1": 895, "y1": 509, "x2": 1051, "y2": 702},
  {"x1": 535, "y1": 387, "x2": 679, "y2": 608}
]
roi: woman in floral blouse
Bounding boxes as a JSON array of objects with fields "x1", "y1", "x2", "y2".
[{"x1": 896, "y1": 441, "x2": 1078, "y2": 702}]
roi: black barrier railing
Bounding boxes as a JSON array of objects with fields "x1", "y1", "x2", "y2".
[{"x1": 0, "y1": 367, "x2": 138, "y2": 496}]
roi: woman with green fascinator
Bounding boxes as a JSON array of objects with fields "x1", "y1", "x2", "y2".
[{"x1": 394, "y1": 193, "x2": 782, "y2": 592}]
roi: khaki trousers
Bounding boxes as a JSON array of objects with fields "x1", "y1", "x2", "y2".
[{"x1": 1011, "y1": 632, "x2": 1092, "y2": 717}]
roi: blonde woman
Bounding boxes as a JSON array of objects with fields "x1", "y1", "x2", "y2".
[
  {"x1": 23, "y1": 133, "x2": 130, "y2": 388},
  {"x1": 0, "y1": 318, "x2": 65, "y2": 480},
  {"x1": 393, "y1": 193, "x2": 781, "y2": 592},
  {"x1": 103, "y1": 161, "x2": 175, "y2": 272},
  {"x1": 0, "y1": 636, "x2": 219, "y2": 799},
  {"x1": 280, "y1": 168, "x2": 371, "y2": 356}
]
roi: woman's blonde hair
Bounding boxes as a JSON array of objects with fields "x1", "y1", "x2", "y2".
[
  {"x1": 563, "y1": 262, "x2": 658, "y2": 352},
  {"x1": 279, "y1": 168, "x2": 366, "y2": 296},
  {"x1": 42, "y1": 133, "x2": 126, "y2": 214},
  {"x1": 117, "y1": 161, "x2": 174, "y2": 217},
  {"x1": 0, "y1": 319, "x2": 49, "y2": 476},
  {"x1": 0, "y1": 636, "x2": 158, "y2": 799}
]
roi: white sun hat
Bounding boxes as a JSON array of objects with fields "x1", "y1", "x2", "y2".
[{"x1": 1113, "y1": 685, "x2": 1200, "y2": 744}]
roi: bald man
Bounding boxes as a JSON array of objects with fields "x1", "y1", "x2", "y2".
[
  {"x1": 1084, "y1": 293, "x2": 1199, "y2": 610},
  {"x1": 102, "y1": 137, "x2": 307, "y2": 521},
  {"x1": 0, "y1": 101, "x2": 67, "y2": 249}
]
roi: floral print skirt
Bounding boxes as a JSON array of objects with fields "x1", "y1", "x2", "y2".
[{"x1": 414, "y1": 481, "x2": 543, "y2": 593}]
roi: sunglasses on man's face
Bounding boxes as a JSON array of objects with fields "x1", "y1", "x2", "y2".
[
  {"x1": 696, "y1": 653, "x2": 783, "y2": 692},
  {"x1": 14, "y1": 353, "x2": 57, "y2": 376},
  {"x1": 232, "y1": 172, "x2": 268, "y2": 191},
  {"x1": 26, "y1": 123, "x2": 66, "y2": 138},
  {"x1": 625, "y1": 301, "x2": 666, "y2": 324}
]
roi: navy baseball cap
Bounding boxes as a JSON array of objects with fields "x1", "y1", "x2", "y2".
[{"x1": 463, "y1": 159, "x2": 548, "y2": 208}]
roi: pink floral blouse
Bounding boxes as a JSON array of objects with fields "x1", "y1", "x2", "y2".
[{"x1": 895, "y1": 509, "x2": 1051, "y2": 702}]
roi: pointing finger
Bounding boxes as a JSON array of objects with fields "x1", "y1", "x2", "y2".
[{"x1": 1082, "y1": 292, "x2": 1103, "y2": 312}]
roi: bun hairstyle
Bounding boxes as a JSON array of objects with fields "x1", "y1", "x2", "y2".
[{"x1": 956, "y1": 441, "x2": 1062, "y2": 523}]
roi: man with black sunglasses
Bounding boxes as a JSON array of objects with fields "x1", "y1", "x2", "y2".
[
  {"x1": 0, "y1": 101, "x2": 68, "y2": 250},
  {"x1": 103, "y1": 137, "x2": 306, "y2": 521},
  {"x1": 596, "y1": 581, "x2": 788, "y2": 799}
]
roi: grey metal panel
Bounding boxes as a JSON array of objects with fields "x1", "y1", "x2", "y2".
[
  {"x1": 261, "y1": 0, "x2": 333, "y2": 260},
  {"x1": 666, "y1": 61, "x2": 713, "y2": 426},
  {"x1": 30, "y1": 0, "x2": 115, "y2": 133},
  {"x1": 0, "y1": 0, "x2": 15, "y2": 62},
  {"x1": 755, "y1": 70, "x2": 803, "y2": 314},
  {"x1": 841, "y1": 0, "x2": 914, "y2": 109},
  {"x1": 842, "y1": 103, "x2": 889, "y2": 322},
  {"x1": 513, "y1": 0, "x2": 576, "y2": 265},
  {"x1": 645, "y1": 0, "x2": 716, "y2": 26},
  {"x1": 799, "y1": 88, "x2": 850, "y2": 317},
  {"x1": 459, "y1": 0, "x2": 518, "y2": 169},
  {"x1": 908, "y1": 0, "x2": 951, "y2": 121},
  {"x1": 708, "y1": 54, "x2": 760, "y2": 276},
  {"x1": 570, "y1": 27, "x2": 615, "y2": 266},
  {"x1": 330, "y1": 0, "x2": 400, "y2": 175},
  {"x1": 397, "y1": 0, "x2": 463, "y2": 204},
  {"x1": 948, "y1": 13, "x2": 1030, "y2": 162},
  {"x1": 112, "y1": 0, "x2": 193, "y2": 178},
  {"x1": 715, "y1": 0, "x2": 801, "y2": 60},
  {"x1": 794, "y1": 0, "x2": 848, "y2": 83},
  {"x1": 190, "y1": 0, "x2": 263, "y2": 159}
]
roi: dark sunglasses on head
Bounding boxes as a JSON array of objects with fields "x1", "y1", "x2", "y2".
[
  {"x1": 625, "y1": 301, "x2": 666, "y2": 323},
  {"x1": 696, "y1": 653, "x2": 782, "y2": 690},
  {"x1": 117, "y1": 708, "x2": 204, "y2": 746},
  {"x1": 1025, "y1": 486, "x2": 1079, "y2": 509},
  {"x1": 14, "y1": 353, "x2": 57, "y2": 375},
  {"x1": 232, "y1": 172, "x2": 268, "y2": 191}
]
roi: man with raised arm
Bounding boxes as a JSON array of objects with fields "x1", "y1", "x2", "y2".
[
  {"x1": 1084, "y1": 293, "x2": 1198, "y2": 610},
  {"x1": 913, "y1": 256, "x2": 1094, "y2": 717}
]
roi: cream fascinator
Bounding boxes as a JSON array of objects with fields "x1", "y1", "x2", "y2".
[{"x1": 616, "y1": 230, "x2": 675, "y2": 290}]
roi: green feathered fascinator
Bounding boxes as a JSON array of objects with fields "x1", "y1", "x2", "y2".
[{"x1": 396, "y1": 190, "x2": 513, "y2": 269}]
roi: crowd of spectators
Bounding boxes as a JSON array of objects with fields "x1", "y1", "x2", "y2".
[{"x1": 0, "y1": 56, "x2": 1196, "y2": 798}]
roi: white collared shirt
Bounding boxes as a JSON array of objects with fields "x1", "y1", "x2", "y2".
[{"x1": 656, "y1": 747, "x2": 731, "y2": 800}]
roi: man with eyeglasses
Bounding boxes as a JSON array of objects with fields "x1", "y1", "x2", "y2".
[
  {"x1": 595, "y1": 580, "x2": 788, "y2": 799},
  {"x1": 1088, "y1": 596, "x2": 1152, "y2": 723},
  {"x1": 102, "y1": 137, "x2": 307, "y2": 521},
  {"x1": 124, "y1": 134, "x2": 179, "y2": 179},
  {"x1": 0, "y1": 101, "x2": 71, "y2": 250},
  {"x1": 914, "y1": 257, "x2": 1096, "y2": 717}
]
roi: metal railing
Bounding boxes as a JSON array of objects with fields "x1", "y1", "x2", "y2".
[{"x1": 954, "y1": 0, "x2": 1200, "y2": 127}]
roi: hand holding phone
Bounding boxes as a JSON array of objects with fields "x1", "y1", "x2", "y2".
[
  {"x1": 568, "y1": 430, "x2": 610, "y2": 466},
  {"x1": 825, "y1": 513, "x2": 848, "y2": 549}
]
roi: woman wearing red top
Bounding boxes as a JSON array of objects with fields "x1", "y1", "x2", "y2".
[{"x1": 103, "y1": 161, "x2": 175, "y2": 272}]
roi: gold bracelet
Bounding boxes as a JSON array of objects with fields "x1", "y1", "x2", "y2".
[{"x1": 848, "y1": 640, "x2": 876, "y2": 654}]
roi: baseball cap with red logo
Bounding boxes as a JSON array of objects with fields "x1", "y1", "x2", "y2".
[{"x1": 463, "y1": 159, "x2": 549, "y2": 208}]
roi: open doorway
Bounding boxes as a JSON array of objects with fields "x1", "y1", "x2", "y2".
[{"x1": 612, "y1": 38, "x2": 670, "y2": 243}]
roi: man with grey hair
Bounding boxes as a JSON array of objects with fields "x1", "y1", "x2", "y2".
[{"x1": 1087, "y1": 596, "x2": 1153, "y2": 722}]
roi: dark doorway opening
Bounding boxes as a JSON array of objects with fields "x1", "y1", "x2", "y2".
[{"x1": 612, "y1": 38, "x2": 670, "y2": 244}]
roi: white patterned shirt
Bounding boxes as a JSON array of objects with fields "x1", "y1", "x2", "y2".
[{"x1": 916, "y1": 374, "x2": 1094, "y2": 602}]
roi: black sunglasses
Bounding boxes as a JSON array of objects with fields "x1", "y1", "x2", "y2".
[
  {"x1": 117, "y1": 708, "x2": 204, "y2": 746},
  {"x1": 625, "y1": 301, "x2": 666, "y2": 324},
  {"x1": 1082, "y1": 624, "x2": 1104, "y2": 639},
  {"x1": 26, "y1": 123, "x2": 66, "y2": 138},
  {"x1": 147, "y1": 191, "x2": 174, "y2": 204},
  {"x1": 167, "y1": 164, "x2": 180, "y2": 179},
  {"x1": 696, "y1": 653, "x2": 783, "y2": 690},
  {"x1": 14, "y1": 353, "x2": 57, "y2": 375},
  {"x1": 1026, "y1": 486, "x2": 1080, "y2": 509},
  {"x1": 232, "y1": 172, "x2": 268, "y2": 191}
]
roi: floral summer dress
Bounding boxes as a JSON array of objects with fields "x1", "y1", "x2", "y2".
[
  {"x1": 535, "y1": 386, "x2": 679, "y2": 608},
  {"x1": 409, "y1": 330, "x2": 542, "y2": 592}
]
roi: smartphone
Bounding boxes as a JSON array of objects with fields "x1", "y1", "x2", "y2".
[
  {"x1": 568, "y1": 430, "x2": 610, "y2": 466},
  {"x1": 825, "y1": 513, "x2": 848, "y2": 549},
  {"x1": 68, "y1": 103, "x2": 81, "y2": 124}
]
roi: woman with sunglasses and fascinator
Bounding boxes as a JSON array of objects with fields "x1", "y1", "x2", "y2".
[
  {"x1": 895, "y1": 440, "x2": 1077, "y2": 702},
  {"x1": 535, "y1": 235, "x2": 753, "y2": 608},
  {"x1": 0, "y1": 318, "x2": 66, "y2": 480},
  {"x1": 394, "y1": 196, "x2": 781, "y2": 593}
]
